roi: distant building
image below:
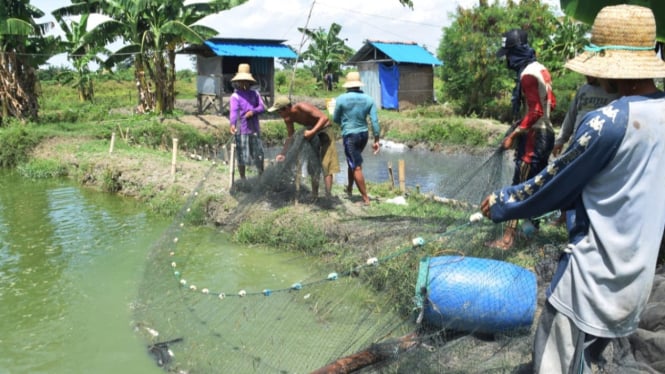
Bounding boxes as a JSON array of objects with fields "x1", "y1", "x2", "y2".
[
  {"x1": 346, "y1": 40, "x2": 442, "y2": 110},
  {"x1": 179, "y1": 38, "x2": 297, "y2": 115}
]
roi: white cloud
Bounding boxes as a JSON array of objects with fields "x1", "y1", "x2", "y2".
[{"x1": 32, "y1": 0, "x2": 561, "y2": 69}]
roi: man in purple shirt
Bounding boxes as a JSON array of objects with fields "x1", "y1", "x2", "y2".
[{"x1": 229, "y1": 64, "x2": 265, "y2": 179}]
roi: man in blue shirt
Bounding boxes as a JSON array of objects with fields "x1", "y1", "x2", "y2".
[{"x1": 333, "y1": 72, "x2": 380, "y2": 205}]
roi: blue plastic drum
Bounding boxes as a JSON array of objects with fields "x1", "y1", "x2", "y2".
[{"x1": 416, "y1": 256, "x2": 537, "y2": 334}]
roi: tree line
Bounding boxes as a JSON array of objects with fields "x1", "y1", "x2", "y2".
[{"x1": 2, "y1": 0, "x2": 589, "y2": 125}]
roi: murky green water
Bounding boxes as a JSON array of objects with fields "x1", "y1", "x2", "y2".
[
  {"x1": 0, "y1": 170, "x2": 318, "y2": 374},
  {"x1": 0, "y1": 169, "x2": 168, "y2": 374}
]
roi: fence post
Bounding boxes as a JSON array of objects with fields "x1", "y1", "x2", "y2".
[
  {"x1": 398, "y1": 159, "x2": 406, "y2": 194},
  {"x1": 171, "y1": 138, "x2": 178, "y2": 182},
  {"x1": 109, "y1": 132, "x2": 116, "y2": 154}
]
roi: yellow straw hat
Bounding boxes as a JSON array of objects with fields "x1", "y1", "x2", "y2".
[
  {"x1": 342, "y1": 71, "x2": 364, "y2": 88},
  {"x1": 231, "y1": 63, "x2": 256, "y2": 83},
  {"x1": 565, "y1": 5, "x2": 665, "y2": 79},
  {"x1": 267, "y1": 96, "x2": 291, "y2": 112}
]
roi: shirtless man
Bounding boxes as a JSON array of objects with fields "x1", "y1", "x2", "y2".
[{"x1": 268, "y1": 96, "x2": 340, "y2": 198}]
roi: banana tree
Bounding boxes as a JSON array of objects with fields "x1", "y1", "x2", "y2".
[
  {"x1": 0, "y1": 0, "x2": 56, "y2": 122},
  {"x1": 55, "y1": 0, "x2": 247, "y2": 115},
  {"x1": 54, "y1": 13, "x2": 119, "y2": 102},
  {"x1": 298, "y1": 23, "x2": 354, "y2": 88}
]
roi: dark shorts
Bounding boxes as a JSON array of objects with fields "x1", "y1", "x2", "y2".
[{"x1": 342, "y1": 132, "x2": 368, "y2": 170}]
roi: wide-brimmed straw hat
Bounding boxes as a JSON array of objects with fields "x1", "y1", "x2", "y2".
[
  {"x1": 342, "y1": 71, "x2": 363, "y2": 88},
  {"x1": 267, "y1": 96, "x2": 291, "y2": 112},
  {"x1": 231, "y1": 63, "x2": 256, "y2": 82},
  {"x1": 565, "y1": 5, "x2": 665, "y2": 79}
]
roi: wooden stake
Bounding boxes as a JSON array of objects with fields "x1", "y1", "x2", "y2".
[
  {"x1": 171, "y1": 138, "x2": 178, "y2": 182},
  {"x1": 109, "y1": 132, "x2": 116, "y2": 154},
  {"x1": 398, "y1": 159, "x2": 406, "y2": 194}
]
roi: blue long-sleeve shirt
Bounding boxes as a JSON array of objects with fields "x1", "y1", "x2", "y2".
[
  {"x1": 333, "y1": 91, "x2": 380, "y2": 137},
  {"x1": 487, "y1": 93, "x2": 665, "y2": 338}
]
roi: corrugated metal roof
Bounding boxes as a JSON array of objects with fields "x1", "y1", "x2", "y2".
[
  {"x1": 203, "y1": 39, "x2": 297, "y2": 59},
  {"x1": 348, "y1": 41, "x2": 442, "y2": 65}
]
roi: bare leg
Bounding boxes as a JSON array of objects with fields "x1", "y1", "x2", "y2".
[
  {"x1": 346, "y1": 168, "x2": 354, "y2": 196},
  {"x1": 311, "y1": 176, "x2": 319, "y2": 199},
  {"x1": 324, "y1": 174, "x2": 333, "y2": 197},
  {"x1": 353, "y1": 167, "x2": 370, "y2": 205},
  {"x1": 485, "y1": 220, "x2": 517, "y2": 250}
]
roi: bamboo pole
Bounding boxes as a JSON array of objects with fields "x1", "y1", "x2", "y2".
[
  {"x1": 171, "y1": 138, "x2": 178, "y2": 182},
  {"x1": 398, "y1": 159, "x2": 406, "y2": 194},
  {"x1": 109, "y1": 132, "x2": 116, "y2": 154}
]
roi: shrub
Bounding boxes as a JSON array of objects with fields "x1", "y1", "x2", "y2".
[{"x1": 0, "y1": 126, "x2": 43, "y2": 168}]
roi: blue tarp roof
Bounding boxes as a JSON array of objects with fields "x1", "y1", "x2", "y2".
[
  {"x1": 348, "y1": 41, "x2": 442, "y2": 66},
  {"x1": 202, "y1": 38, "x2": 297, "y2": 59}
]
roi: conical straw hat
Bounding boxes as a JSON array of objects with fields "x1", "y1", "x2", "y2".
[
  {"x1": 342, "y1": 71, "x2": 363, "y2": 88},
  {"x1": 231, "y1": 63, "x2": 256, "y2": 82},
  {"x1": 565, "y1": 5, "x2": 665, "y2": 79}
]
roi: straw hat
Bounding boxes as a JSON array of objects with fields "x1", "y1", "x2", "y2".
[
  {"x1": 342, "y1": 71, "x2": 364, "y2": 88},
  {"x1": 267, "y1": 96, "x2": 291, "y2": 112},
  {"x1": 231, "y1": 63, "x2": 256, "y2": 82},
  {"x1": 565, "y1": 5, "x2": 665, "y2": 79}
]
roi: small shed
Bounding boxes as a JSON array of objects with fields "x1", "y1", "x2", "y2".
[
  {"x1": 346, "y1": 40, "x2": 442, "y2": 110},
  {"x1": 179, "y1": 38, "x2": 297, "y2": 115}
]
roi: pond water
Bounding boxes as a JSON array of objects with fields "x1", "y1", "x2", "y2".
[
  {"x1": 0, "y1": 170, "x2": 317, "y2": 374},
  {"x1": 266, "y1": 140, "x2": 512, "y2": 201}
]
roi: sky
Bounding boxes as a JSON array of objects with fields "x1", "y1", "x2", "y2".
[{"x1": 31, "y1": 0, "x2": 561, "y2": 70}]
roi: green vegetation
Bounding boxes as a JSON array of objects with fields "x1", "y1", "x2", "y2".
[{"x1": 438, "y1": 0, "x2": 591, "y2": 123}]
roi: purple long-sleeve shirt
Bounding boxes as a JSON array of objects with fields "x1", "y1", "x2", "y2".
[{"x1": 229, "y1": 89, "x2": 265, "y2": 135}]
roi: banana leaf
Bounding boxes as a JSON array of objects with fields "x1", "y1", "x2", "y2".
[{"x1": 560, "y1": 0, "x2": 665, "y2": 42}]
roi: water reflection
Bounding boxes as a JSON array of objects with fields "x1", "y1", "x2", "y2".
[{"x1": 266, "y1": 140, "x2": 513, "y2": 203}]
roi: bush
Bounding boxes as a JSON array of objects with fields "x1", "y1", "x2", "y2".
[{"x1": 0, "y1": 126, "x2": 43, "y2": 168}]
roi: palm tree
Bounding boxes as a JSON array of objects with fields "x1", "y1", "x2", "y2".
[
  {"x1": 0, "y1": 0, "x2": 57, "y2": 122},
  {"x1": 298, "y1": 23, "x2": 354, "y2": 89}
]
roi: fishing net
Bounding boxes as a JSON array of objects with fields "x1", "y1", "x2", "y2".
[{"x1": 132, "y1": 135, "x2": 660, "y2": 373}]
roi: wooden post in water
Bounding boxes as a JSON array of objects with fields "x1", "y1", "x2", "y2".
[
  {"x1": 398, "y1": 159, "x2": 406, "y2": 194},
  {"x1": 387, "y1": 161, "x2": 394, "y2": 190},
  {"x1": 109, "y1": 132, "x2": 116, "y2": 154},
  {"x1": 171, "y1": 138, "x2": 178, "y2": 182}
]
